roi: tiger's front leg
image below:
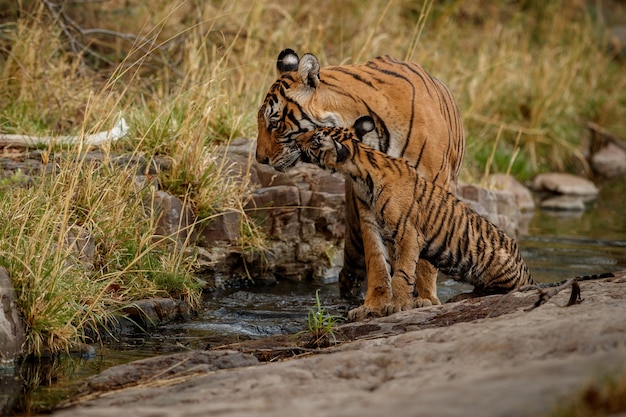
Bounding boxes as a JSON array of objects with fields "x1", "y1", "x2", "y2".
[
  {"x1": 382, "y1": 233, "x2": 423, "y2": 316},
  {"x1": 414, "y1": 260, "x2": 441, "y2": 307},
  {"x1": 346, "y1": 201, "x2": 392, "y2": 322},
  {"x1": 339, "y1": 180, "x2": 366, "y2": 300}
]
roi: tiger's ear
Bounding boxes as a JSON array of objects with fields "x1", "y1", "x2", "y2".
[
  {"x1": 277, "y1": 48, "x2": 299, "y2": 76},
  {"x1": 353, "y1": 116, "x2": 376, "y2": 140},
  {"x1": 298, "y1": 53, "x2": 321, "y2": 89},
  {"x1": 334, "y1": 140, "x2": 350, "y2": 163}
]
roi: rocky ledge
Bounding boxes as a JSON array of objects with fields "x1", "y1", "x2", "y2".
[{"x1": 50, "y1": 273, "x2": 626, "y2": 417}]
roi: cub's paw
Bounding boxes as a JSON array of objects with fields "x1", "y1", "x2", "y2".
[
  {"x1": 347, "y1": 305, "x2": 381, "y2": 322},
  {"x1": 413, "y1": 297, "x2": 440, "y2": 308},
  {"x1": 381, "y1": 302, "x2": 413, "y2": 317}
]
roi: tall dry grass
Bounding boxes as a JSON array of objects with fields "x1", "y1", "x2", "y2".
[{"x1": 0, "y1": 0, "x2": 625, "y2": 355}]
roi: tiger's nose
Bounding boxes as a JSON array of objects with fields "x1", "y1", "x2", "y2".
[{"x1": 256, "y1": 155, "x2": 270, "y2": 165}]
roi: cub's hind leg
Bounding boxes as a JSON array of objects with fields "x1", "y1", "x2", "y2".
[{"x1": 414, "y1": 260, "x2": 441, "y2": 307}]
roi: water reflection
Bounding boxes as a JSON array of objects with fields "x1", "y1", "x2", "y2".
[{"x1": 523, "y1": 178, "x2": 626, "y2": 282}]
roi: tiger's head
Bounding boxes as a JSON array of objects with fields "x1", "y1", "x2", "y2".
[
  {"x1": 256, "y1": 49, "x2": 344, "y2": 172},
  {"x1": 296, "y1": 116, "x2": 376, "y2": 172}
]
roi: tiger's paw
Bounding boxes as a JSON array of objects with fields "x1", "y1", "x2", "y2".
[
  {"x1": 347, "y1": 305, "x2": 382, "y2": 322},
  {"x1": 381, "y1": 302, "x2": 413, "y2": 317},
  {"x1": 414, "y1": 297, "x2": 440, "y2": 308}
]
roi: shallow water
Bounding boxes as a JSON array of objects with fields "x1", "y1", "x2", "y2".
[{"x1": 3, "y1": 178, "x2": 625, "y2": 415}]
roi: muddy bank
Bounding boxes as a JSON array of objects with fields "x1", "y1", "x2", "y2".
[{"x1": 50, "y1": 274, "x2": 626, "y2": 417}]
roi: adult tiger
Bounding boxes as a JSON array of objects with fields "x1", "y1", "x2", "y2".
[{"x1": 256, "y1": 48, "x2": 465, "y2": 320}]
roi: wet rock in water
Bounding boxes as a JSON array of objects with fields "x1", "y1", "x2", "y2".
[
  {"x1": 122, "y1": 298, "x2": 192, "y2": 330},
  {"x1": 532, "y1": 172, "x2": 599, "y2": 212},
  {"x1": 0, "y1": 267, "x2": 26, "y2": 362},
  {"x1": 532, "y1": 172, "x2": 599, "y2": 196},
  {"x1": 540, "y1": 195, "x2": 586, "y2": 211}
]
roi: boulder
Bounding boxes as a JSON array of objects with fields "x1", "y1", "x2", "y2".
[
  {"x1": 540, "y1": 195, "x2": 586, "y2": 211},
  {"x1": 532, "y1": 172, "x2": 599, "y2": 196},
  {"x1": 0, "y1": 267, "x2": 26, "y2": 362},
  {"x1": 487, "y1": 173, "x2": 535, "y2": 212},
  {"x1": 150, "y1": 190, "x2": 195, "y2": 245},
  {"x1": 457, "y1": 182, "x2": 521, "y2": 237},
  {"x1": 591, "y1": 142, "x2": 626, "y2": 179},
  {"x1": 121, "y1": 298, "x2": 192, "y2": 330},
  {"x1": 194, "y1": 211, "x2": 241, "y2": 245},
  {"x1": 587, "y1": 122, "x2": 626, "y2": 179}
]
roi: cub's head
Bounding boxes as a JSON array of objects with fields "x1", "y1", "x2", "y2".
[
  {"x1": 296, "y1": 116, "x2": 376, "y2": 172},
  {"x1": 257, "y1": 48, "x2": 342, "y2": 172}
]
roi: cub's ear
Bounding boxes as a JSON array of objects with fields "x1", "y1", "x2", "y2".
[
  {"x1": 298, "y1": 53, "x2": 321, "y2": 89},
  {"x1": 334, "y1": 140, "x2": 350, "y2": 163},
  {"x1": 353, "y1": 116, "x2": 376, "y2": 140},
  {"x1": 277, "y1": 48, "x2": 299, "y2": 76}
]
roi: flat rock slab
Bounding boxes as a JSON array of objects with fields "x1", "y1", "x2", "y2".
[
  {"x1": 52, "y1": 275, "x2": 626, "y2": 417},
  {"x1": 540, "y1": 195, "x2": 586, "y2": 211},
  {"x1": 533, "y1": 172, "x2": 599, "y2": 196}
]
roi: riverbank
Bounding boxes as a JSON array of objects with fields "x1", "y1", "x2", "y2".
[{"x1": 49, "y1": 274, "x2": 626, "y2": 417}]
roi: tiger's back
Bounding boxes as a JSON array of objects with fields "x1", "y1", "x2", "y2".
[{"x1": 297, "y1": 119, "x2": 534, "y2": 312}]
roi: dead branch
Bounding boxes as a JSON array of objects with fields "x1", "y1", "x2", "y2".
[
  {"x1": 523, "y1": 279, "x2": 582, "y2": 312},
  {"x1": 0, "y1": 117, "x2": 128, "y2": 148},
  {"x1": 487, "y1": 278, "x2": 583, "y2": 318}
]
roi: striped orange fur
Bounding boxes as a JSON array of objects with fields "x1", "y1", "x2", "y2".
[
  {"x1": 257, "y1": 49, "x2": 465, "y2": 314},
  {"x1": 296, "y1": 117, "x2": 534, "y2": 320}
]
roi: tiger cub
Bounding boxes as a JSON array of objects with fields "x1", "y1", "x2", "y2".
[{"x1": 296, "y1": 116, "x2": 534, "y2": 319}]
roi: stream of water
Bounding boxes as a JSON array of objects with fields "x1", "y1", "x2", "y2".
[{"x1": 3, "y1": 178, "x2": 625, "y2": 416}]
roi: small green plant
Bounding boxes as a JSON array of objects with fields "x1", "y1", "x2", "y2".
[{"x1": 297, "y1": 289, "x2": 344, "y2": 348}]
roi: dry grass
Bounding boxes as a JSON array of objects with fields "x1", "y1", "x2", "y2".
[{"x1": 0, "y1": 0, "x2": 625, "y2": 355}]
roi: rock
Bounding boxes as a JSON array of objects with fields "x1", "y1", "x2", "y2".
[
  {"x1": 122, "y1": 298, "x2": 191, "y2": 329},
  {"x1": 457, "y1": 182, "x2": 521, "y2": 237},
  {"x1": 247, "y1": 185, "x2": 301, "y2": 212},
  {"x1": 82, "y1": 350, "x2": 259, "y2": 392},
  {"x1": 194, "y1": 211, "x2": 241, "y2": 245},
  {"x1": 532, "y1": 172, "x2": 599, "y2": 196},
  {"x1": 64, "y1": 225, "x2": 95, "y2": 267},
  {"x1": 151, "y1": 190, "x2": 195, "y2": 245},
  {"x1": 487, "y1": 174, "x2": 535, "y2": 212},
  {"x1": 457, "y1": 183, "x2": 498, "y2": 215},
  {"x1": 591, "y1": 142, "x2": 626, "y2": 179},
  {"x1": 540, "y1": 195, "x2": 586, "y2": 211},
  {"x1": 0, "y1": 267, "x2": 26, "y2": 363},
  {"x1": 51, "y1": 276, "x2": 626, "y2": 417},
  {"x1": 587, "y1": 121, "x2": 626, "y2": 179}
]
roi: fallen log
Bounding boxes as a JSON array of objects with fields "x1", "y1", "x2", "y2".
[{"x1": 0, "y1": 117, "x2": 129, "y2": 148}]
